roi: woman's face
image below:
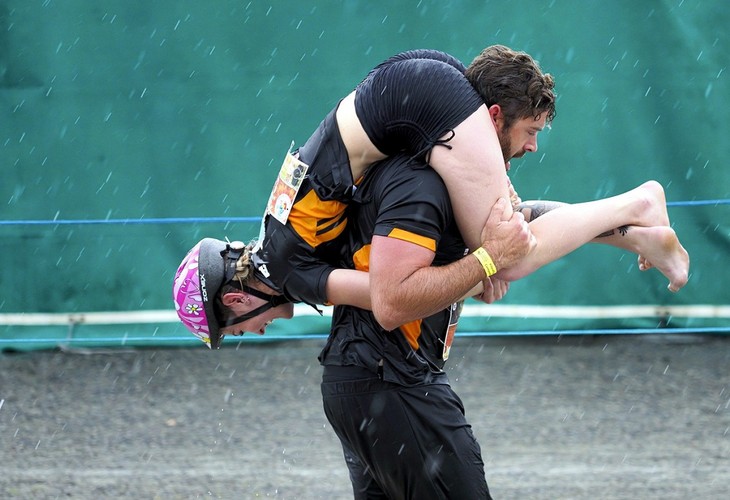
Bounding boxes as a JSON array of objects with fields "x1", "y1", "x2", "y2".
[{"x1": 219, "y1": 292, "x2": 294, "y2": 336}]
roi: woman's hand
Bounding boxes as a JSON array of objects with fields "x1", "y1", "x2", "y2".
[{"x1": 473, "y1": 277, "x2": 510, "y2": 304}]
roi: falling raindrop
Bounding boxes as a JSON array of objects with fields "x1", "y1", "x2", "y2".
[{"x1": 565, "y1": 47, "x2": 574, "y2": 64}]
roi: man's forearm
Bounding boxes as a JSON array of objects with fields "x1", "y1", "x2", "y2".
[{"x1": 369, "y1": 236, "x2": 486, "y2": 331}]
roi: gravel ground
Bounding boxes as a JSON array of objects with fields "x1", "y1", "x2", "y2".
[{"x1": 1, "y1": 334, "x2": 729, "y2": 499}]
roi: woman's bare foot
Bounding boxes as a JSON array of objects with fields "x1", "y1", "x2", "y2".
[
  {"x1": 638, "y1": 255, "x2": 654, "y2": 271},
  {"x1": 631, "y1": 180, "x2": 675, "y2": 271},
  {"x1": 631, "y1": 180, "x2": 671, "y2": 228},
  {"x1": 633, "y1": 226, "x2": 689, "y2": 292}
]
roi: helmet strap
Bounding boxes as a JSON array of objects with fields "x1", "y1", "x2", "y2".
[{"x1": 222, "y1": 283, "x2": 289, "y2": 327}]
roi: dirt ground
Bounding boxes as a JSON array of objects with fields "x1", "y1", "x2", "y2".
[{"x1": 1, "y1": 333, "x2": 729, "y2": 499}]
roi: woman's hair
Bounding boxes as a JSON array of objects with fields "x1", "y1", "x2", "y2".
[
  {"x1": 213, "y1": 240, "x2": 257, "y2": 325},
  {"x1": 465, "y1": 45, "x2": 556, "y2": 129}
]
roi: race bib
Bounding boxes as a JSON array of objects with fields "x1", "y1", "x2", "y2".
[
  {"x1": 253, "y1": 144, "x2": 309, "y2": 258},
  {"x1": 442, "y1": 301, "x2": 464, "y2": 361},
  {"x1": 265, "y1": 143, "x2": 309, "y2": 225}
]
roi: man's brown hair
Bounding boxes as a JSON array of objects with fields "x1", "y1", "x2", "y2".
[{"x1": 466, "y1": 45, "x2": 556, "y2": 129}]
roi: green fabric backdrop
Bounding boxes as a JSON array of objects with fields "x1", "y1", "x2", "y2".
[{"x1": 1, "y1": 0, "x2": 728, "y2": 349}]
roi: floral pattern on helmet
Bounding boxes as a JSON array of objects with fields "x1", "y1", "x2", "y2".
[{"x1": 173, "y1": 242, "x2": 211, "y2": 346}]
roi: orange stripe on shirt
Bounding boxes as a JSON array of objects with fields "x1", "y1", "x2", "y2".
[
  {"x1": 387, "y1": 228, "x2": 436, "y2": 252},
  {"x1": 288, "y1": 189, "x2": 348, "y2": 247},
  {"x1": 352, "y1": 244, "x2": 371, "y2": 272},
  {"x1": 399, "y1": 319, "x2": 423, "y2": 350}
]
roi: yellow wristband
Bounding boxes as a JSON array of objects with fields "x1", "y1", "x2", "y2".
[{"x1": 473, "y1": 247, "x2": 498, "y2": 277}]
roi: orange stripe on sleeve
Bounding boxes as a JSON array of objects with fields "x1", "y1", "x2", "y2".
[{"x1": 387, "y1": 228, "x2": 436, "y2": 252}]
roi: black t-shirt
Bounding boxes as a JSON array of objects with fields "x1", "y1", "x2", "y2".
[
  {"x1": 251, "y1": 108, "x2": 352, "y2": 307},
  {"x1": 319, "y1": 155, "x2": 468, "y2": 387}
]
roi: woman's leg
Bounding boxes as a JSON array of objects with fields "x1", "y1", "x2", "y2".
[
  {"x1": 428, "y1": 105, "x2": 512, "y2": 252},
  {"x1": 427, "y1": 106, "x2": 689, "y2": 291},
  {"x1": 335, "y1": 91, "x2": 387, "y2": 180},
  {"x1": 500, "y1": 181, "x2": 689, "y2": 291}
]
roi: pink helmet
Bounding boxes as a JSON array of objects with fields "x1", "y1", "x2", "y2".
[
  {"x1": 173, "y1": 238, "x2": 290, "y2": 349},
  {"x1": 173, "y1": 238, "x2": 241, "y2": 349}
]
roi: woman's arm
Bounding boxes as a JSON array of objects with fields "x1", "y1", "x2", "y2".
[{"x1": 325, "y1": 269, "x2": 371, "y2": 309}]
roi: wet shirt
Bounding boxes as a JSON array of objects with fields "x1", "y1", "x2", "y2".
[
  {"x1": 252, "y1": 108, "x2": 353, "y2": 307},
  {"x1": 319, "y1": 155, "x2": 468, "y2": 387}
]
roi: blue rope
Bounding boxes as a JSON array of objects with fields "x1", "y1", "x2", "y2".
[
  {"x1": 1, "y1": 199, "x2": 728, "y2": 226},
  {"x1": 0, "y1": 216, "x2": 260, "y2": 226},
  {"x1": 2, "y1": 326, "x2": 729, "y2": 345},
  {"x1": 666, "y1": 199, "x2": 730, "y2": 207}
]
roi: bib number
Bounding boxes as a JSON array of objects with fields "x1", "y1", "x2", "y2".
[
  {"x1": 254, "y1": 143, "x2": 310, "y2": 255},
  {"x1": 265, "y1": 143, "x2": 309, "y2": 225},
  {"x1": 442, "y1": 301, "x2": 463, "y2": 361}
]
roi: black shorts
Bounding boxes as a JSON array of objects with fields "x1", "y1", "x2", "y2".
[
  {"x1": 355, "y1": 49, "x2": 484, "y2": 160},
  {"x1": 304, "y1": 50, "x2": 484, "y2": 203},
  {"x1": 321, "y1": 368, "x2": 491, "y2": 499}
]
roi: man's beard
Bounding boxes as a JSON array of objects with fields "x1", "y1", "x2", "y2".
[{"x1": 497, "y1": 128, "x2": 512, "y2": 162}]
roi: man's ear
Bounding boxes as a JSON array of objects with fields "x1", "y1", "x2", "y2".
[
  {"x1": 221, "y1": 292, "x2": 248, "y2": 307},
  {"x1": 487, "y1": 104, "x2": 503, "y2": 125}
]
